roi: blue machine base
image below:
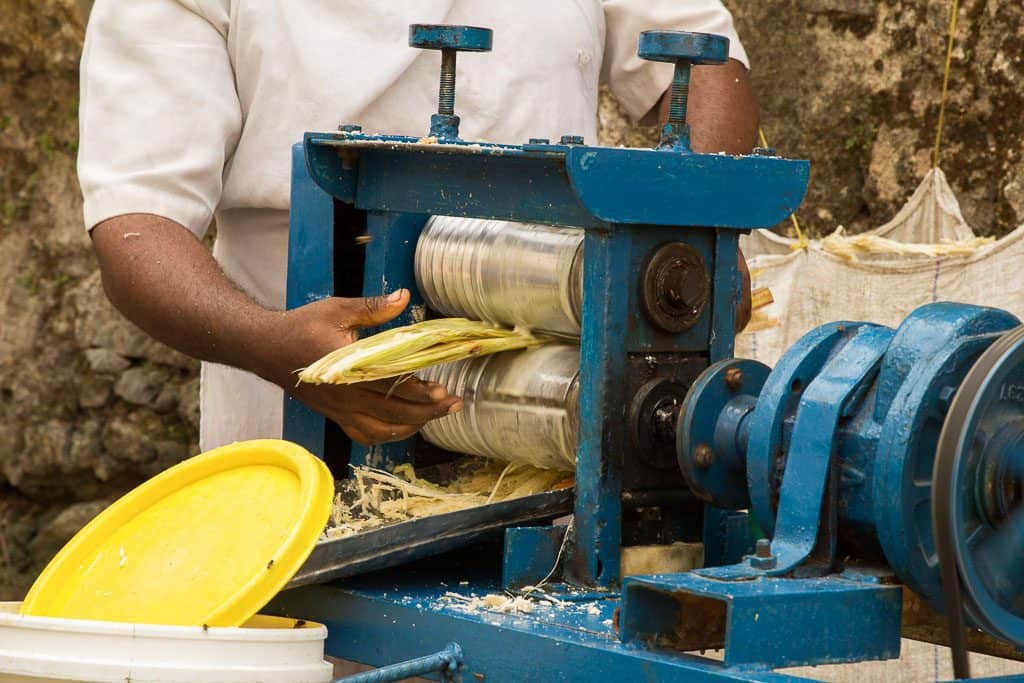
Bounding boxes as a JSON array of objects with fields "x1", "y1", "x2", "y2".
[{"x1": 264, "y1": 550, "x2": 994, "y2": 683}]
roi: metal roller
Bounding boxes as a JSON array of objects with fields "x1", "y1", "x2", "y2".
[
  {"x1": 418, "y1": 345, "x2": 579, "y2": 470},
  {"x1": 415, "y1": 217, "x2": 583, "y2": 336}
]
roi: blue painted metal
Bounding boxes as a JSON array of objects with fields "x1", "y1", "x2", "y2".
[
  {"x1": 710, "y1": 230, "x2": 740, "y2": 359},
  {"x1": 408, "y1": 24, "x2": 493, "y2": 140},
  {"x1": 745, "y1": 322, "x2": 862, "y2": 537},
  {"x1": 870, "y1": 304, "x2": 1018, "y2": 606},
  {"x1": 637, "y1": 30, "x2": 730, "y2": 65},
  {"x1": 283, "y1": 142, "x2": 335, "y2": 458},
  {"x1": 574, "y1": 228, "x2": 627, "y2": 586},
  {"x1": 335, "y1": 642, "x2": 463, "y2": 683},
  {"x1": 620, "y1": 571, "x2": 902, "y2": 668},
  {"x1": 347, "y1": 211, "x2": 429, "y2": 471},
  {"x1": 564, "y1": 146, "x2": 808, "y2": 229},
  {"x1": 502, "y1": 525, "x2": 567, "y2": 589},
  {"x1": 751, "y1": 324, "x2": 893, "y2": 577},
  {"x1": 682, "y1": 302, "x2": 1024, "y2": 628},
  {"x1": 637, "y1": 31, "x2": 729, "y2": 151},
  {"x1": 272, "y1": 577, "x2": 810, "y2": 683},
  {"x1": 408, "y1": 24, "x2": 493, "y2": 52},
  {"x1": 302, "y1": 133, "x2": 810, "y2": 230},
  {"x1": 679, "y1": 359, "x2": 769, "y2": 508},
  {"x1": 938, "y1": 324, "x2": 1024, "y2": 645}
]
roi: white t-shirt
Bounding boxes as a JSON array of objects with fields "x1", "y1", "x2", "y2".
[{"x1": 78, "y1": 1, "x2": 749, "y2": 450}]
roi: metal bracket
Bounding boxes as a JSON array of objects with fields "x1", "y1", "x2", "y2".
[
  {"x1": 620, "y1": 571, "x2": 902, "y2": 669},
  {"x1": 701, "y1": 325, "x2": 894, "y2": 579}
]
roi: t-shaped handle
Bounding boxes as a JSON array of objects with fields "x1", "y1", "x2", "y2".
[
  {"x1": 638, "y1": 31, "x2": 729, "y2": 151},
  {"x1": 409, "y1": 24, "x2": 493, "y2": 140}
]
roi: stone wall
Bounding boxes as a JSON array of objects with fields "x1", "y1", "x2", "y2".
[
  {"x1": 2, "y1": 0, "x2": 1023, "y2": 602},
  {"x1": 0, "y1": 1, "x2": 199, "y2": 599}
]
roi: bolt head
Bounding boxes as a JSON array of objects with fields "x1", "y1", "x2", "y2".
[
  {"x1": 560, "y1": 135, "x2": 584, "y2": 145},
  {"x1": 338, "y1": 124, "x2": 363, "y2": 133},
  {"x1": 527, "y1": 138, "x2": 551, "y2": 145},
  {"x1": 750, "y1": 538, "x2": 776, "y2": 569},
  {"x1": 752, "y1": 147, "x2": 776, "y2": 156},
  {"x1": 694, "y1": 443, "x2": 715, "y2": 469},
  {"x1": 724, "y1": 367, "x2": 744, "y2": 392}
]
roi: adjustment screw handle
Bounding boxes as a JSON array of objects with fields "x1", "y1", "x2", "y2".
[
  {"x1": 409, "y1": 24, "x2": 493, "y2": 139},
  {"x1": 637, "y1": 31, "x2": 729, "y2": 150}
]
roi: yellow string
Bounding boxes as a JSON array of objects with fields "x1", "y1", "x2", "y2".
[
  {"x1": 932, "y1": 0, "x2": 960, "y2": 168},
  {"x1": 759, "y1": 127, "x2": 808, "y2": 250}
]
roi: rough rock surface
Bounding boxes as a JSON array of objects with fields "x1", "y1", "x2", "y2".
[
  {"x1": 0, "y1": 0, "x2": 198, "y2": 599},
  {"x1": 2, "y1": 0, "x2": 1023, "y2": 603}
]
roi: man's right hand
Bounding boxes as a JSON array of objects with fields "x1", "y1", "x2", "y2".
[
  {"x1": 260, "y1": 290, "x2": 462, "y2": 445},
  {"x1": 91, "y1": 215, "x2": 460, "y2": 446}
]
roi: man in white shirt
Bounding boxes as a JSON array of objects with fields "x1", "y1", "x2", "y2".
[{"x1": 80, "y1": 1, "x2": 757, "y2": 451}]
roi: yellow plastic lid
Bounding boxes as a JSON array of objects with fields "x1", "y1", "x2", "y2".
[{"x1": 20, "y1": 439, "x2": 333, "y2": 627}]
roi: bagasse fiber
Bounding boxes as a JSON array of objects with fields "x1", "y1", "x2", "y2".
[
  {"x1": 299, "y1": 318, "x2": 548, "y2": 385},
  {"x1": 819, "y1": 228, "x2": 993, "y2": 262},
  {"x1": 325, "y1": 460, "x2": 573, "y2": 539}
]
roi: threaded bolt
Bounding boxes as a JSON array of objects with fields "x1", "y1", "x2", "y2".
[
  {"x1": 725, "y1": 367, "x2": 744, "y2": 392},
  {"x1": 668, "y1": 62, "x2": 692, "y2": 125},
  {"x1": 438, "y1": 50, "x2": 457, "y2": 116},
  {"x1": 755, "y1": 538, "x2": 772, "y2": 558}
]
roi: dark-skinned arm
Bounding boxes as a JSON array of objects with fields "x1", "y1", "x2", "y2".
[
  {"x1": 91, "y1": 214, "x2": 461, "y2": 445},
  {"x1": 657, "y1": 58, "x2": 758, "y2": 331}
]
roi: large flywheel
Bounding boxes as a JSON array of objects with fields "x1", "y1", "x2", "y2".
[{"x1": 934, "y1": 325, "x2": 1024, "y2": 678}]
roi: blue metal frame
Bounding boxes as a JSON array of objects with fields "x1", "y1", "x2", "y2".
[
  {"x1": 620, "y1": 570, "x2": 902, "y2": 669},
  {"x1": 283, "y1": 143, "x2": 335, "y2": 456},
  {"x1": 274, "y1": 577, "x2": 815, "y2": 683},
  {"x1": 348, "y1": 211, "x2": 429, "y2": 471},
  {"x1": 285, "y1": 126, "x2": 807, "y2": 588}
]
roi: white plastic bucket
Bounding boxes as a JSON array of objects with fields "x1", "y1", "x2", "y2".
[{"x1": 0, "y1": 603, "x2": 332, "y2": 683}]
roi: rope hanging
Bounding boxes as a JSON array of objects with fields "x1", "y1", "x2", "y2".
[{"x1": 932, "y1": 0, "x2": 961, "y2": 168}]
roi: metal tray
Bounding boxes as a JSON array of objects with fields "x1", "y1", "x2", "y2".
[{"x1": 287, "y1": 489, "x2": 573, "y2": 588}]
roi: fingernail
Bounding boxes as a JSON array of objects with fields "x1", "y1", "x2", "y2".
[
  {"x1": 429, "y1": 385, "x2": 448, "y2": 400},
  {"x1": 448, "y1": 401, "x2": 464, "y2": 414},
  {"x1": 388, "y1": 289, "x2": 405, "y2": 302}
]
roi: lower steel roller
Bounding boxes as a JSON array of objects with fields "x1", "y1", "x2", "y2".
[
  {"x1": 415, "y1": 216, "x2": 583, "y2": 336},
  {"x1": 418, "y1": 345, "x2": 579, "y2": 470}
]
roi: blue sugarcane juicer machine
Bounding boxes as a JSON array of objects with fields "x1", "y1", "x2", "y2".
[{"x1": 271, "y1": 24, "x2": 1024, "y2": 682}]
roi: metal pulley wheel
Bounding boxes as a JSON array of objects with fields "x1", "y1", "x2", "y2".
[{"x1": 934, "y1": 324, "x2": 1024, "y2": 678}]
